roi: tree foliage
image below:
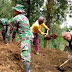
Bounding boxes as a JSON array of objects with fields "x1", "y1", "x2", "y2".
[
  {"x1": 0, "y1": 0, "x2": 70, "y2": 50},
  {"x1": 0, "y1": 0, "x2": 13, "y2": 19},
  {"x1": 14, "y1": 0, "x2": 44, "y2": 25},
  {"x1": 52, "y1": 0, "x2": 68, "y2": 25},
  {"x1": 49, "y1": 24, "x2": 67, "y2": 50}
]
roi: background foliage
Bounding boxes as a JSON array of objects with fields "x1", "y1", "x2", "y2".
[{"x1": 0, "y1": 0, "x2": 70, "y2": 50}]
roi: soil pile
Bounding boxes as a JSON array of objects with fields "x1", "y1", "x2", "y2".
[
  {"x1": 44, "y1": 33, "x2": 58, "y2": 40},
  {"x1": 0, "y1": 36, "x2": 72, "y2": 72}
]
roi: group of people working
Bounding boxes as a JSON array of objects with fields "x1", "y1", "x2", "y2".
[
  {"x1": 0, "y1": 3, "x2": 72, "y2": 72},
  {"x1": 0, "y1": 4, "x2": 50, "y2": 72}
]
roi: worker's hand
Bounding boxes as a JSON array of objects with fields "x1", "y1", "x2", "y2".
[
  {"x1": 67, "y1": 55, "x2": 71, "y2": 60},
  {"x1": 47, "y1": 28, "x2": 50, "y2": 31},
  {"x1": 44, "y1": 33, "x2": 48, "y2": 37},
  {"x1": 44, "y1": 29, "x2": 49, "y2": 37}
]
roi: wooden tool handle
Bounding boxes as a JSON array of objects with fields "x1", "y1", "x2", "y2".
[{"x1": 60, "y1": 60, "x2": 69, "y2": 67}]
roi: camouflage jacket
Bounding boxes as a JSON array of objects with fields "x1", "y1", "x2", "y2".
[
  {"x1": 12, "y1": 14, "x2": 33, "y2": 41},
  {"x1": 0, "y1": 18, "x2": 10, "y2": 32}
]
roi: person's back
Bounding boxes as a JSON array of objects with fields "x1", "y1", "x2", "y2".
[
  {"x1": 31, "y1": 20, "x2": 40, "y2": 33},
  {"x1": 12, "y1": 14, "x2": 32, "y2": 41}
]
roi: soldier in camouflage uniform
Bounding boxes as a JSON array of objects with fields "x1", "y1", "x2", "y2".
[
  {"x1": 0, "y1": 18, "x2": 12, "y2": 43},
  {"x1": 12, "y1": 4, "x2": 33, "y2": 72}
]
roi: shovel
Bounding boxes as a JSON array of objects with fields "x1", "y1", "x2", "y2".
[
  {"x1": 56, "y1": 59, "x2": 69, "y2": 71},
  {"x1": 56, "y1": 55, "x2": 72, "y2": 71},
  {"x1": 59, "y1": 59, "x2": 69, "y2": 67},
  {"x1": 59, "y1": 54, "x2": 72, "y2": 67}
]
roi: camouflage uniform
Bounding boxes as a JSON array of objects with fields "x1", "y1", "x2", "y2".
[
  {"x1": 12, "y1": 14, "x2": 33, "y2": 63},
  {"x1": 0, "y1": 18, "x2": 11, "y2": 43},
  {"x1": 12, "y1": 4, "x2": 34, "y2": 72},
  {"x1": 7, "y1": 24, "x2": 13, "y2": 43}
]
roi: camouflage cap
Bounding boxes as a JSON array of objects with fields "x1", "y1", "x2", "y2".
[{"x1": 12, "y1": 4, "x2": 25, "y2": 13}]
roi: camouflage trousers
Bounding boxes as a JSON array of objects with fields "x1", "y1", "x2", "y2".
[
  {"x1": 20, "y1": 38, "x2": 32, "y2": 62},
  {"x1": 20, "y1": 38, "x2": 32, "y2": 72}
]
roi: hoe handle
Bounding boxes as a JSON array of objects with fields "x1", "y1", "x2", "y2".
[{"x1": 60, "y1": 60, "x2": 69, "y2": 67}]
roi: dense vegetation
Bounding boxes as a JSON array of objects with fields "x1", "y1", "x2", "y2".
[{"x1": 0, "y1": 0, "x2": 70, "y2": 50}]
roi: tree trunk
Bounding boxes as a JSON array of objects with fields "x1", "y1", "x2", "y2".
[
  {"x1": 44, "y1": 0, "x2": 54, "y2": 48},
  {"x1": 12, "y1": 0, "x2": 17, "y2": 17},
  {"x1": 27, "y1": 0, "x2": 30, "y2": 22},
  {"x1": 12, "y1": 0, "x2": 17, "y2": 6}
]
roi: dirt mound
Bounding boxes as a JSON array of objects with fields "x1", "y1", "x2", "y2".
[{"x1": 0, "y1": 36, "x2": 72, "y2": 72}]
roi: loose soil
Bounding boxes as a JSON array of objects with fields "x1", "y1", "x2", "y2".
[
  {"x1": 0, "y1": 36, "x2": 72, "y2": 72},
  {"x1": 44, "y1": 33, "x2": 58, "y2": 40}
]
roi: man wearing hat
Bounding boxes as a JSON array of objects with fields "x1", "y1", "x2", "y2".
[
  {"x1": 12, "y1": 4, "x2": 33, "y2": 72},
  {"x1": 0, "y1": 18, "x2": 12, "y2": 44},
  {"x1": 62, "y1": 32, "x2": 72, "y2": 60}
]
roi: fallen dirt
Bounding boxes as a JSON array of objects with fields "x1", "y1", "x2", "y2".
[
  {"x1": 44, "y1": 33, "x2": 58, "y2": 40},
  {"x1": 0, "y1": 36, "x2": 72, "y2": 72}
]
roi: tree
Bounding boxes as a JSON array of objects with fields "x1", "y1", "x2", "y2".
[
  {"x1": 44, "y1": 0, "x2": 54, "y2": 48},
  {"x1": 17, "y1": 0, "x2": 44, "y2": 25},
  {"x1": 27, "y1": 0, "x2": 30, "y2": 20},
  {"x1": 12, "y1": 0, "x2": 17, "y2": 6},
  {"x1": 52, "y1": 0, "x2": 68, "y2": 25},
  {"x1": 44, "y1": 0, "x2": 68, "y2": 48}
]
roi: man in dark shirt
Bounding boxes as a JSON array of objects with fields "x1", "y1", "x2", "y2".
[{"x1": 62, "y1": 32, "x2": 72, "y2": 60}]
